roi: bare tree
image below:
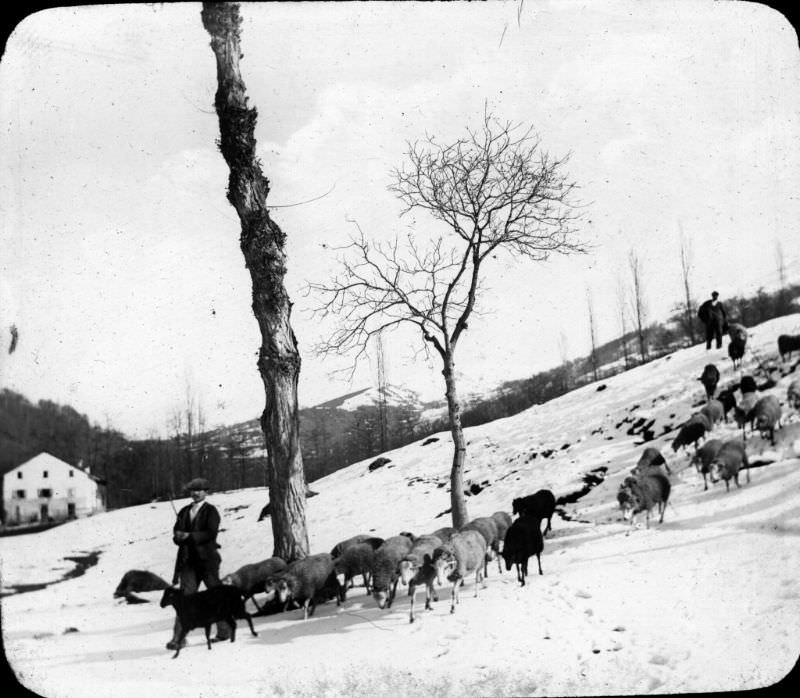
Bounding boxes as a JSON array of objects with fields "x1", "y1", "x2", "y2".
[
  {"x1": 615, "y1": 274, "x2": 631, "y2": 369},
  {"x1": 775, "y1": 239, "x2": 789, "y2": 315},
  {"x1": 557, "y1": 329, "x2": 571, "y2": 392},
  {"x1": 374, "y1": 331, "x2": 388, "y2": 452},
  {"x1": 678, "y1": 225, "x2": 698, "y2": 344},
  {"x1": 201, "y1": 3, "x2": 309, "y2": 560},
  {"x1": 310, "y1": 114, "x2": 584, "y2": 527},
  {"x1": 586, "y1": 287, "x2": 599, "y2": 382},
  {"x1": 629, "y1": 249, "x2": 648, "y2": 362}
]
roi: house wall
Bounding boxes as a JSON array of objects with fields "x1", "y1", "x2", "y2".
[{"x1": 2, "y1": 455, "x2": 105, "y2": 525}]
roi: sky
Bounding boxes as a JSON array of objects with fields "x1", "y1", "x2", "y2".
[{"x1": 1, "y1": 1, "x2": 799, "y2": 438}]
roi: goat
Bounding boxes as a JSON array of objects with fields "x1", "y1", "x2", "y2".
[{"x1": 159, "y1": 585, "x2": 257, "y2": 658}]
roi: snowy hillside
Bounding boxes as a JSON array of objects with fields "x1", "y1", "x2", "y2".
[{"x1": 2, "y1": 315, "x2": 800, "y2": 697}]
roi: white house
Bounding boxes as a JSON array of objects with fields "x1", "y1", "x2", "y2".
[{"x1": 2, "y1": 452, "x2": 106, "y2": 525}]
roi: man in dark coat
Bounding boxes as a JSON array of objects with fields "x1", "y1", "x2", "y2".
[
  {"x1": 166, "y1": 478, "x2": 230, "y2": 650},
  {"x1": 698, "y1": 291, "x2": 728, "y2": 350}
]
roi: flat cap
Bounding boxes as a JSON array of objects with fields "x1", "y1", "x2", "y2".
[{"x1": 185, "y1": 477, "x2": 210, "y2": 491}]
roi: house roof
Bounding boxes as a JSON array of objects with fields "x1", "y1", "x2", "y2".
[{"x1": 5, "y1": 452, "x2": 105, "y2": 485}]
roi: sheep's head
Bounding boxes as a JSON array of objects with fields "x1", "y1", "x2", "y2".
[
  {"x1": 501, "y1": 549, "x2": 513, "y2": 572},
  {"x1": 709, "y1": 460, "x2": 726, "y2": 483},
  {"x1": 262, "y1": 576, "x2": 282, "y2": 602},
  {"x1": 275, "y1": 578, "x2": 294, "y2": 604},
  {"x1": 220, "y1": 574, "x2": 235, "y2": 586},
  {"x1": 159, "y1": 586, "x2": 179, "y2": 608},
  {"x1": 398, "y1": 559, "x2": 417, "y2": 585},
  {"x1": 618, "y1": 486, "x2": 639, "y2": 520},
  {"x1": 432, "y1": 548, "x2": 457, "y2": 587},
  {"x1": 372, "y1": 586, "x2": 390, "y2": 609}
]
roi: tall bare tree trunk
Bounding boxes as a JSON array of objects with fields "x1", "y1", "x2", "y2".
[
  {"x1": 442, "y1": 356, "x2": 469, "y2": 528},
  {"x1": 678, "y1": 225, "x2": 697, "y2": 345},
  {"x1": 201, "y1": 3, "x2": 309, "y2": 561}
]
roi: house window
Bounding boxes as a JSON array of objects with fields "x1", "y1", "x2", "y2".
[
  {"x1": 17, "y1": 472, "x2": 22, "y2": 479},
  {"x1": 14, "y1": 490, "x2": 25, "y2": 499},
  {"x1": 69, "y1": 470, "x2": 74, "y2": 477},
  {"x1": 43, "y1": 470, "x2": 49, "y2": 478},
  {"x1": 38, "y1": 488, "x2": 52, "y2": 498}
]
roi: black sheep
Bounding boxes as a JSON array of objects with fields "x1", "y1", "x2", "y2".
[
  {"x1": 512, "y1": 489, "x2": 556, "y2": 536},
  {"x1": 114, "y1": 569, "x2": 171, "y2": 599},
  {"x1": 778, "y1": 334, "x2": 800, "y2": 362},
  {"x1": 698, "y1": 364, "x2": 720, "y2": 401},
  {"x1": 159, "y1": 585, "x2": 257, "y2": 658},
  {"x1": 727, "y1": 324, "x2": 747, "y2": 369},
  {"x1": 716, "y1": 388, "x2": 737, "y2": 422},
  {"x1": 670, "y1": 414, "x2": 710, "y2": 453},
  {"x1": 500, "y1": 515, "x2": 544, "y2": 586},
  {"x1": 631, "y1": 447, "x2": 671, "y2": 477}
]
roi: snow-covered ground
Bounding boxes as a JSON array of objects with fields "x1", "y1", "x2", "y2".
[{"x1": 2, "y1": 315, "x2": 800, "y2": 697}]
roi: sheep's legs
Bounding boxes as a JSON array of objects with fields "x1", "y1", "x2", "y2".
[
  {"x1": 172, "y1": 630, "x2": 189, "y2": 659},
  {"x1": 450, "y1": 579, "x2": 459, "y2": 613},
  {"x1": 409, "y1": 583, "x2": 417, "y2": 623},
  {"x1": 387, "y1": 578, "x2": 400, "y2": 608},
  {"x1": 204, "y1": 625, "x2": 212, "y2": 650}
]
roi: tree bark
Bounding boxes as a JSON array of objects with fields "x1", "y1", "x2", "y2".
[
  {"x1": 442, "y1": 355, "x2": 469, "y2": 528},
  {"x1": 201, "y1": 2, "x2": 309, "y2": 561}
]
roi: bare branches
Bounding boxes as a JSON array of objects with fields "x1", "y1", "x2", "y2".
[
  {"x1": 309, "y1": 113, "x2": 585, "y2": 375},
  {"x1": 389, "y1": 113, "x2": 585, "y2": 266}
]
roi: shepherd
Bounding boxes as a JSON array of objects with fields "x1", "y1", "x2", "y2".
[
  {"x1": 165, "y1": 478, "x2": 231, "y2": 651},
  {"x1": 698, "y1": 291, "x2": 728, "y2": 351}
]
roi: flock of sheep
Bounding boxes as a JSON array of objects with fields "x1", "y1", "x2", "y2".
[
  {"x1": 118, "y1": 328, "x2": 800, "y2": 657},
  {"x1": 616, "y1": 328, "x2": 800, "y2": 532},
  {"x1": 153, "y1": 491, "x2": 557, "y2": 657}
]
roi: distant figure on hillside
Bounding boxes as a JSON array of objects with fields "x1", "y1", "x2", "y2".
[{"x1": 698, "y1": 291, "x2": 728, "y2": 350}]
